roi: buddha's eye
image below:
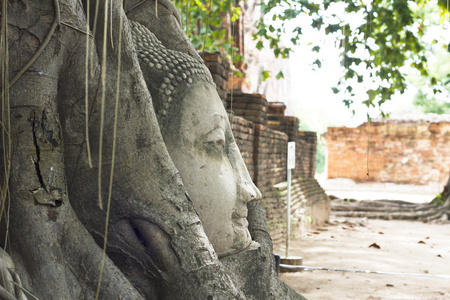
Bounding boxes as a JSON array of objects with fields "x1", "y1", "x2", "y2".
[
  {"x1": 204, "y1": 130, "x2": 226, "y2": 154},
  {"x1": 205, "y1": 138, "x2": 225, "y2": 151}
]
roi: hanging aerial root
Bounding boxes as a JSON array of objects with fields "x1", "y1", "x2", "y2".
[{"x1": 9, "y1": 0, "x2": 60, "y2": 88}]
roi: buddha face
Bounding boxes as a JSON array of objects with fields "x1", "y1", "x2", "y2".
[{"x1": 162, "y1": 83, "x2": 261, "y2": 257}]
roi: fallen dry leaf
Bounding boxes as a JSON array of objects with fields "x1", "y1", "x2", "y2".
[
  {"x1": 425, "y1": 237, "x2": 430, "y2": 239},
  {"x1": 418, "y1": 240, "x2": 426, "y2": 244},
  {"x1": 386, "y1": 284, "x2": 394, "y2": 287},
  {"x1": 369, "y1": 243, "x2": 381, "y2": 249},
  {"x1": 378, "y1": 232, "x2": 384, "y2": 235},
  {"x1": 437, "y1": 254, "x2": 442, "y2": 258}
]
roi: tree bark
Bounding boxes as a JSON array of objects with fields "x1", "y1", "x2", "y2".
[{"x1": 2, "y1": 0, "x2": 244, "y2": 298}]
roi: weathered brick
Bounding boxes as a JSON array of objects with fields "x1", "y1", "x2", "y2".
[{"x1": 325, "y1": 120, "x2": 450, "y2": 186}]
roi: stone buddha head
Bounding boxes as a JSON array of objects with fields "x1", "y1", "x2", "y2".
[{"x1": 131, "y1": 21, "x2": 262, "y2": 257}]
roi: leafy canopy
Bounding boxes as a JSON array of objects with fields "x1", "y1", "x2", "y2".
[
  {"x1": 174, "y1": 0, "x2": 243, "y2": 64},
  {"x1": 256, "y1": 0, "x2": 449, "y2": 113},
  {"x1": 179, "y1": 0, "x2": 449, "y2": 112}
]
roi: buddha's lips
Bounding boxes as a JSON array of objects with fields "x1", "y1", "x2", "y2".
[
  {"x1": 232, "y1": 208, "x2": 248, "y2": 220},
  {"x1": 232, "y1": 217, "x2": 248, "y2": 228}
]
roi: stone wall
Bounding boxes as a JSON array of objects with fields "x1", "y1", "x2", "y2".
[{"x1": 325, "y1": 120, "x2": 450, "y2": 188}]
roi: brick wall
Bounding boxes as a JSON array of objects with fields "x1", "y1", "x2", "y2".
[
  {"x1": 267, "y1": 112, "x2": 317, "y2": 179},
  {"x1": 230, "y1": 116, "x2": 255, "y2": 180},
  {"x1": 266, "y1": 178, "x2": 330, "y2": 245},
  {"x1": 229, "y1": 116, "x2": 329, "y2": 241},
  {"x1": 267, "y1": 115, "x2": 299, "y2": 140},
  {"x1": 202, "y1": 51, "x2": 230, "y2": 105},
  {"x1": 253, "y1": 125, "x2": 288, "y2": 187},
  {"x1": 325, "y1": 120, "x2": 450, "y2": 187},
  {"x1": 297, "y1": 131, "x2": 317, "y2": 179},
  {"x1": 205, "y1": 52, "x2": 330, "y2": 240},
  {"x1": 226, "y1": 92, "x2": 268, "y2": 126}
]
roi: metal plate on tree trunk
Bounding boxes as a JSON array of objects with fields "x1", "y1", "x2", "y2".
[{"x1": 280, "y1": 256, "x2": 303, "y2": 273}]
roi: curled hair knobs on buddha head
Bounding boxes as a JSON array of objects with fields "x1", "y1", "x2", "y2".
[{"x1": 130, "y1": 20, "x2": 216, "y2": 122}]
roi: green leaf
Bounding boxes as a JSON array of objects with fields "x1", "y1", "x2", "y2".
[
  {"x1": 312, "y1": 17, "x2": 323, "y2": 29},
  {"x1": 344, "y1": 69, "x2": 355, "y2": 79},
  {"x1": 313, "y1": 59, "x2": 322, "y2": 68},
  {"x1": 256, "y1": 40, "x2": 264, "y2": 50},
  {"x1": 261, "y1": 70, "x2": 270, "y2": 82},
  {"x1": 366, "y1": 89, "x2": 376, "y2": 107},
  {"x1": 234, "y1": 70, "x2": 243, "y2": 78},
  {"x1": 325, "y1": 24, "x2": 340, "y2": 35},
  {"x1": 274, "y1": 48, "x2": 281, "y2": 58},
  {"x1": 312, "y1": 45, "x2": 320, "y2": 52},
  {"x1": 293, "y1": 27, "x2": 302, "y2": 35},
  {"x1": 257, "y1": 28, "x2": 267, "y2": 36},
  {"x1": 282, "y1": 48, "x2": 291, "y2": 58},
  {"x1": 343, "y1": 99, "x2": 353, "y2": 108},
  {"x1": 276, "y1": 71, "x2": 284, "y2": 80}
]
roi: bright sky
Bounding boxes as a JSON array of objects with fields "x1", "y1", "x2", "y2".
[
  {"x1": 277, "y1": 0, "x2": 449, "y2": 134},
  {"x1": 288, "y1": 32, "x2": 419, "y2": 132}
]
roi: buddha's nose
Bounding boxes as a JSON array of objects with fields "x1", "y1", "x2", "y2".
[{"x1": 239, "y1": 179, "x2": 262, "y2": 204}]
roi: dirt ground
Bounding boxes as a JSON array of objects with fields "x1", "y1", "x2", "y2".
[{"x1": 278, "y1": 217, "x2": 450, "y2": 300}]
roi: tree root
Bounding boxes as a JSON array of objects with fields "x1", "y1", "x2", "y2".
[{"x1": 330, "y1": 192, "x2": 450, "y2": 222}]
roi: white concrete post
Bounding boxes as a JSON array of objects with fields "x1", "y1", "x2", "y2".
[{"x1": 286, "y1": 141, "x2": 296, "y2": 258}]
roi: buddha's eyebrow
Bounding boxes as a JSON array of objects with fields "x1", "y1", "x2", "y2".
[{"x1": 192, "y1": 113, "x2": 226, "y2": 137}]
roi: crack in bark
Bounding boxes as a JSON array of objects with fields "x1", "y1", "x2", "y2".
[{"x1": 31, "y1": 113, "x2": 47, "y2": 193}]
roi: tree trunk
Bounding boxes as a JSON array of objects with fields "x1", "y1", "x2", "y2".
[{"x1": 1, "y1": 0, "x2": 244, "y2": 298}]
